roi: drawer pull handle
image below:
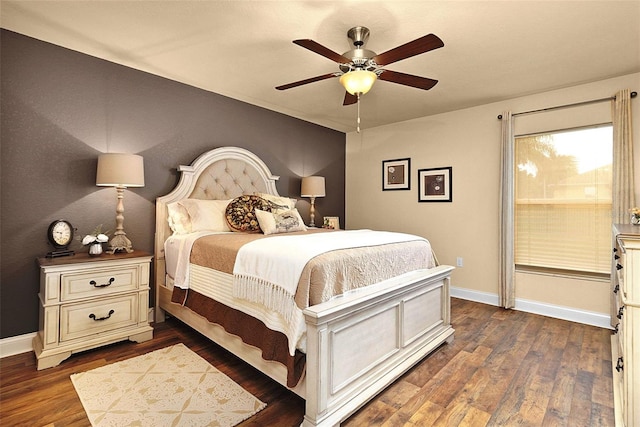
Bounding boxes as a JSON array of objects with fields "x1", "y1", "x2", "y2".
[
  {"x1": 614, "y1": 284, "x2": 619, "y2": 294},
  {"x1": 614, "y1": 254, "x2": 620, "y2": 260},
  {"x1": 90, "y1": 278, "x2": 115, "y2": 288},
  {"x1": 616, "y1": 263, "x2": 623, "y2": 270},
  {"x1": 617, "y1": 306, "x2": 625, "y2": 319},
  {"x1": 616, "y1": 357, "x2": 624, "y2": 372},
  {"x1": 89, "y1": 309, "x2": 115, "y2": 321},
  {"x1": 613, "y1": 323, "x2": 619, "y2": 334}
]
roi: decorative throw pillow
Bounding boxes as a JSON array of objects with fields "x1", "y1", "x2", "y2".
[
  {"x1": 256, "y1": 193, "x2": 297, "y2": 210},
  {"x1": 178, "y1": 199, "x2": 231, "y2": 232},
  {"x1": 255, "y1": 208, "x2": 307, "y2": 235},
  {"x1": 225, "y1": 195, "x2": 273, "y2": 232}
]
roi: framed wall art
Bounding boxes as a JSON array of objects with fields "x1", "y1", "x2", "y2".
[
  {"x1": 323, "y1": 216, "x2": 340, "y2": 230},
  {"x1": 382, "y1": 158, "x2": 410, "y2": 191},
  {"x1": 418, "y1": 167, "x2": 452, "y2": 202}
]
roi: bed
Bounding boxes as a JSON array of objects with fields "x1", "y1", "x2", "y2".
[{"x1": 154, "y1": 146, "x2": 454, "y2": 427}]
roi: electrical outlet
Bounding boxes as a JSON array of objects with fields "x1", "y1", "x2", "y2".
[{"x1": 456, "y1": 257, "x2": 463, "y2": 267}]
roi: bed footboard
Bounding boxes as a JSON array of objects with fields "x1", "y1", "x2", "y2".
[{"x1": 301, "y1": 265, "x2": 454, "y2": 427}]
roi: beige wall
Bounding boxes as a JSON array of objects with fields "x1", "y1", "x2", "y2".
[{"x1": 346, "y1": 73, "x2": 640, "y2": 320}]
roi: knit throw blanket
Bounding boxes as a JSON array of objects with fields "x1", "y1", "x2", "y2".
[{"x1": 232, "y1": 230, "x2": 426, "y2": 324}]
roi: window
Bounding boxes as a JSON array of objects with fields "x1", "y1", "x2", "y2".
[{"x1": 515, "y1": 125, "x2": 613, "y2": 276}]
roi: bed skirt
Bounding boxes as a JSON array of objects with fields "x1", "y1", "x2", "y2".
[{"x1": 171, "y1": 287, "x2": 305, "y2": 387}]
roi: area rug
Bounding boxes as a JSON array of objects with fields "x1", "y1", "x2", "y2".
[{"x1": 70, "y1": 343, "x2": 266, "y2": 427}]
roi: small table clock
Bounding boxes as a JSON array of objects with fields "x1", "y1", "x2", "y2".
[{"x1": 46, "y1": 219, "x2": 75, "y2": 258}]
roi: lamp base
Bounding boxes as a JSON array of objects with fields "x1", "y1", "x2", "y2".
[
  {"x1": 106, "y1": 233, "x2": 134, "y2": 254},
  {"x1": 309, "y1": 197, "x2": 317, "y2": 228}
]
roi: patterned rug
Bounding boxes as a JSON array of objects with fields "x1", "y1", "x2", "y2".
[{"x1": 70, "y1": 343, "x2": 266, "y2": 427}]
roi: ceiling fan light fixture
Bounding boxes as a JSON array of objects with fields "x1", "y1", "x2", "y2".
[{"x1": 339, "y1": 69, "x2": 377, "y2": 95}]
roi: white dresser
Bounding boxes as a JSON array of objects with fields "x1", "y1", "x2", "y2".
[
  {"x1": 33, "y1": 251, "x2": 153, "y2": 370},
  {"x1": 611, "y1": 224, "x2": 640, "y2": 427}
]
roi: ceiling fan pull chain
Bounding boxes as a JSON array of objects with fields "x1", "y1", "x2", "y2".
[{"x1": 357, "y1": 93, "x2": 361, "y2": 133}]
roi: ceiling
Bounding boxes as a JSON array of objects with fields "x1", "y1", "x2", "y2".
[{"x1": 2, "y1": 1, "x2": 639, "y2": 133}]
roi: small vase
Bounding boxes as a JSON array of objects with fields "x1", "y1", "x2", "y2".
[{"x1": 88, "y1": 243, "x2": 103, "y2": 256}]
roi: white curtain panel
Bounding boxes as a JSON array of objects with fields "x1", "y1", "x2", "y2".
[
  {"x1": 612, "y1": 89, "x2": 636, "y2": 224},
  {"x1": 499, "y1": 111, "x2": 515, "y2": 309}
]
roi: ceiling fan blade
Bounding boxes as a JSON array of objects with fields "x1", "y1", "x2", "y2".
[
  {"x1": 276, "y1": 73, "x2": 337, "y2": 90},
  {"x1": 373, "y1": 34, "x2": 444, "y2": 66},
  {"x1": 343, "y1": 92, "x2": 358, "y2": 106},
  {"x1": 293, "y1": 39, "x2": 352, "y2": 63},
  {"x1": 378, "y1": 69, "x2": 438, "y2": 90}
]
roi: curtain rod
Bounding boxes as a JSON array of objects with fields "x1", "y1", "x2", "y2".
[{"x1": 497, "y1": 91, "x2": 637, "y2": 120}]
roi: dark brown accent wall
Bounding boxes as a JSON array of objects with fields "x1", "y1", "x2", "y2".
[{"x1": 0, "y1": 29, "x2": 345, "y2": 339}]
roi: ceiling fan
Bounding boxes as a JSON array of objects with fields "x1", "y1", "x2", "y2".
[{"x1": 276, "y1": 26, "x2": 444, "y2": 106}]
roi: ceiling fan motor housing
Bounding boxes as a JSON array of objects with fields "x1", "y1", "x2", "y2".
[{"x1": 341, "y1": 26, "x2": 377, "y2": 72}]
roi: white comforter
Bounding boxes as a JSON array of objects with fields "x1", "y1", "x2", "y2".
[
  {"x1": 235, "y1": 231, "x2": 424, "y2": 310},
  {"x1": 166, "y1": 229, "x2": 430, "y2": 356}
]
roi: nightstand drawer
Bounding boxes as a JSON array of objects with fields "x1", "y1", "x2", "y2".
[
  {"x1": 60, "y1": 294, "x2": 138, "y2": 342},
  {"x1": 61, "y1": 267, "x2": 139, "y2": 301}
]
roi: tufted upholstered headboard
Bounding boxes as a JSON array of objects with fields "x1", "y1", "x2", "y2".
[{"x1": 154, "y1": 146, "x2": 281, "y2": 289}]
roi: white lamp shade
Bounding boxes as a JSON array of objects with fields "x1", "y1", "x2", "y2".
[
  {"x1": 96, "y1": 153, "x2": 145, "y2": 187},
  {"x1": 301, "y1": 176, "x2": 326, "y2": 197},
  {"x1": 339, "y1": 70, "x2": 377, "y2": 95}
]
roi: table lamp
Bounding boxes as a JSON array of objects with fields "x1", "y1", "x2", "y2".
[
  {"x1": 301, "y1": 176, "x2": 325, "y2": 227},
  {"x1": 96, "y1": 153, "x2": 145, "y2": 253}
]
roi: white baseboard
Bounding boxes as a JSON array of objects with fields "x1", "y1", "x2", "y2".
[
  {"x1": 0, "y1": 332, "x2": 36, "y2": 358},
  {"x1": 450, "y1": 286, "x2": 500, "y2": 306},
  {"x1": 514, "y1": 297, "x2": 612, "y2": 329},
  {"x1": 451, "y1": 286, "x2": 612, "y2": 329},
  {"x1": 1, "y1": 308, "x2": 156, "y2": 359}
]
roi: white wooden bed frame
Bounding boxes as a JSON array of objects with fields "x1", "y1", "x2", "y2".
[{"x1": 154, "y1": 146, "x2": 454, "y2": 427}]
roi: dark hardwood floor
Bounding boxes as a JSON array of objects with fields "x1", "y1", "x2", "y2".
[{"x1": 0, "y1": 298, "x2": 614, "y2": 426}]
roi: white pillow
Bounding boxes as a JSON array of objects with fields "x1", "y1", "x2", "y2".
[
  {"x1": 255, "y1": 208, "x2": 307, "y2": 235},
  {"x1": 172, "y1": 199, "x2": 232, "y2": 233},
  {"x1": 256, "y1": 193, "x2": 297, "y2": 210},
  {"x1": 167, "y1": 202, "x2": 192, "y2": 235},
  {"x1": 167, "y1": 199, "x2": 231, "y2": 234}
]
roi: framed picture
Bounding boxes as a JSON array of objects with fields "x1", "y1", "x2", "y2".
[
  {"x1": 418, "y1": 167, "x2": 452, "y2": 202},
  {"x1": 382, "y1": 158, "x2": 410, "y2": 191},
  {"x1": 323, "y1": 216, "x2": 340, "y2": 230}
]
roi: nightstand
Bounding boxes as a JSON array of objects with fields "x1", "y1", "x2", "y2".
[{"x1": 33, "y1": 250, "x2": 153, "y2": 370}]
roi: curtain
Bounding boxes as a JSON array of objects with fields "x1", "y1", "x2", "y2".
[
  {"x1": 611, "y1": 89, "x2": 635, "y2": 327},
  {"x1": 499, "y1": 111, "x2": 515, "y2": 309},
  {"x1": 612, "y1": 89, "x2": 635, "y2": 224}
]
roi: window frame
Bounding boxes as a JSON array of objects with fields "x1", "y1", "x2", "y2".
[{"x1": 513, "y1": 123, "x2": 613, "y2": 278}]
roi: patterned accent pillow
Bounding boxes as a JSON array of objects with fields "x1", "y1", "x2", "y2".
[
  {"x1": 255, "y1": 208, "x2": 307, "y2": 235},
  {"x1": 225, "y1": 195, "x2": 273, "y2": 232},
  {"x1": 256, "y1": 193, "x2": 297, "y2": 210}
]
